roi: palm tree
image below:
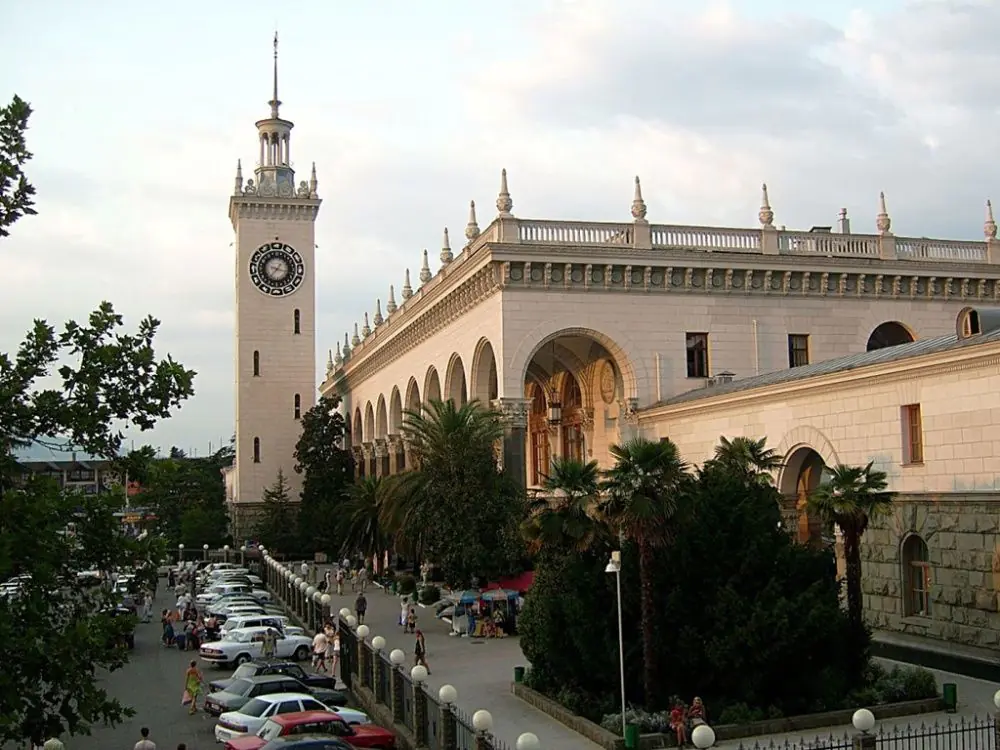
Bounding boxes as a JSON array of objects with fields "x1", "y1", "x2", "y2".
[
  {"x1": 338, "y1": 476, "x2": 390, "y2": 561},
  {"x1": 807, "y1": 462, "x2": 895, "y2": 632},
  {"x1": 710, "y1": 435, "x2": 783, "y2": 485},
  {"x1": 522, "y1": 456, "x2": 603, "y2": 554},
  {"x1": 600, "y1": 437, "x2": 689, "y2": 706}
]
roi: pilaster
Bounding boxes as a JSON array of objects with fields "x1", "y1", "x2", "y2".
[
  {"x1": 493, "y1": 397, "x2": 531, "y2": 490},
  {"x1": 361, "y1": 442, "x2": 375, "y2": 478},
  {"x1": 988, "y1": 239, "x2": 1000, "y2": 264},
  {"x1": 373, "y1": 439, "x2": 389, "y2": 478},
  {"x1": 351, "y1": 446, "x2": 365, "y2": 479},
  {"x1": 761, "y1": 226, "x2": 779, "y2": 255},
  {"x1": 387, "y1": 435, "x2": 404, "y2": 474}
]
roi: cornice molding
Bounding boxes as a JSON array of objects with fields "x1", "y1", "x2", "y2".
[
  {"x1": 229, "y1": 196, "x2": 321, "y2": 226},
  {"x1": 638, "y1": 344, "x2": 1000, "y2": 422}
]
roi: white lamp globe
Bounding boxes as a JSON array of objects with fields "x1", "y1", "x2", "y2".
[
  {"x1": 223, "y1": 544, "x2": 230, "y2": 551},
  {"x1": 994, "y1": 690, "x2": 1000, "y2": 710},
  {"x1": 300, "y1": 580, "x2": 309, "y2": 593},
  {"x1": 203, "y1": 544, "x2": 209, "y2": 551},
  {"x1": 472, "y1": 710, "x2": 494, "y2": 733},
  {"x1": 313, "y1": 590, "x2": 323, "y2": 603},
  {"x1": 259, "y1": 546, "x2": 267, "y2": 555},
  {"x1": 321, "y1": 594, "x2": 332, "y2": 606},
  {"x1": 411, "y1": 664, "x2": 428, "y2": 683},
  {"x1": 852, "y1": 708, "x2": 876, "y2": 733},
  {"x1": 178, "y1": 543, "x2": 184, "y2": 550},
  {"x1": 439, "y1": 684, "x2": 458, "y2": 705},
  {"x1": 516, "y1": 733, "x2": 541, "y2": 750},
  {"x1": 293, "y1": 576, "x2": 302, "y2": 587},
  {"x1": 692, "y1": 724, "x2": 716, "y2": 749},
  {"x1": 389, "y1": 648, "x2": 405, "y2": 666},
  {"x1": 301, "y1": 562, "x2": 309, "y2": 575},
  {"x1": 339, "y1": 607, "x2": 351, "y2": 618},
  {"x1": 371, "y1": 635, "x2": 386, "y2": 651},
  {"x1": 356, "y1": 624, "x2": 370, "y2": 639},
  {"x1": 42, "y1": 740, "x2": 65, "y2": 750},
  {"x1": 306, "y1": 585, "x2": 317, "y2": 598},
  {"x1": 346, "y1": 615, "x2": 357, "y2": 628}
]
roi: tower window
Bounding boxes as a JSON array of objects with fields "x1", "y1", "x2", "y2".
[
  {"x1": 294, "y1": 393, "x2": 301, "y2": 420},
  {"x1": 293, "y1": 309, "x2": 301, "y2": 335},
  {"x1": 253, "y1": 350, "x2": 260, "y2": 376},
  {"x1": 252, "y1": 437, "x2": 261, "y2": 463}
]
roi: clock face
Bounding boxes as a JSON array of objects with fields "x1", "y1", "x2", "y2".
[{"x1": 249, "y1": 242, "x2": 305, "y2": 297}]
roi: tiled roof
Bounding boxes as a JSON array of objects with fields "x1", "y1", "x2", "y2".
[
  {"x1": 13, "y1": 437, "x2": 106, "y2": 465},
  {"x1": 651, "y1": 327, "x2": 1000, "y2": 409}
]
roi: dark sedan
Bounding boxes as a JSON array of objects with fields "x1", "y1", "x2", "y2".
[
  {"x1": 204, "y1": 674, "x2": 348, "y2": 717},
  {"x1": 210, "y1": 659, "x2": 344, "y2": 699}
]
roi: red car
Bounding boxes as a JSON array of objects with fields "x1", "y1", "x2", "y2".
[{"x1": 225, "y1": 711, "x2": 396, "y2": 750}]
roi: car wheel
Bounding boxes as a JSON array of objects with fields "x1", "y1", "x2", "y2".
[
  {"x1": 294, "y1": 645, "x2": 310, "y2": 661},
  {"x1": 235, "y1": 653, "x2": 252, "y2": 665}
]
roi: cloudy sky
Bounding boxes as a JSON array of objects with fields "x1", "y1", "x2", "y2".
[{"x1": 2, "y1": 0, "x2": 998, "y2": 454}]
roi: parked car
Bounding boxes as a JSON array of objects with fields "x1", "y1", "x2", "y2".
[
  {"x1": 204, "y1": 675, "x2": 319, "y2": 717},
  {"x1": 220, "y1": 615, "x2": 295, "y2": 637},
  {"x1": 223, "y1": 711, "x2": 392, "y2": 750},
  {"x1": 234, "y1": 735, "x2": 353, "y2": 750},
  {"x1": 200, "y1": 627, "x2": 313, "y2": 666},
  {"x1": 209, "y1": 659, "x2": 346, "y2": 697},
  {"x1": 214, "y1": 695, "x2": 368, "y2": 744},
  {"x1": 198, "y1": 582, "x2": 270, "y2": 605}
]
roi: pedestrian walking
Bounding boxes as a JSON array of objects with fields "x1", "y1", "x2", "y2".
[
  {"x1": 336, "y1": 567, "x2": 345, "y2": 596},
  {"x1": 312, "y1": 628, "x2": 329, "y2": 672},
  {"x1": 182, "y1": 660, "x2": 204, "y2": 715},
  {"x1": 262, "y1": 627, "x2": 278, "y2": 659},
  {"x1": 414, "y1": 629, "x2": 431, "y2": 673},
  {"x1": 134, "y1": 726, "x2": 156, "y2": 750},
  {"x1": 357, "y1": 565, "x2": 368, "y2": 593},
  {"x1": 329, "y1": 628, "x2": 341, "y2": 676},
  {"x1": 355, "y1": 592, "x2": 367, "y2": 625}
]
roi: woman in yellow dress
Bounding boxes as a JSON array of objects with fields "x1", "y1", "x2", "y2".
[{"x1": 183, "y1": 660, "x2": 203, "y2": 715}]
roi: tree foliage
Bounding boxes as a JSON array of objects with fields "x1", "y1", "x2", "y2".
[
  {"x1": 254, "y1": 470, "x2": 299, "y2": 553},
  {"x1": 0, "y1": 93, "x2": 195, "y2": 744},
  {"x1": 294, "y1": 395, "x2": 352, "y2": 554}
]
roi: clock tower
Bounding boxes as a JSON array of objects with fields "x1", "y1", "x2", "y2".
[{"x1": 227, "y1": 34, "x2": 320, "y2": 540}]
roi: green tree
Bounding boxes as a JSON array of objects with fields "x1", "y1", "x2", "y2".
[
  {"x1": 339, "y1": 476, "x2": 390, "y2": 561},
  {"x1": 600, "y1": 437, "x2": 689, "y2": 707},
  {"x1": 807, "y1": 462, "x2": 895, "y2": 635},
  {"x1": 0, "y1": 94, "x2": 195, "y2": 744},
  {"x1": 254, "y1": 470, "x2": 299, "y2": 553},
  {"x1": 389, "y1": 399, "x2": 525, "y2": 587},
  {"x1": 707, "y1": 435, "x2": 783, "y2": 485},
  {"x1": 294, "y1": 394, "x2": 353, "y2": 554},
  {"x1": 522, "y1": 457, "x2": 603, "y2": 555}
]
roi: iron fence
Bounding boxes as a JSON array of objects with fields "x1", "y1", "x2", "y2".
[
  {"x1": 736, "y1": 716, "x2": 997, "y2": 750},
  {"x1": 377, "y1": 652, "x2": 391, "y2": 704},
  {"x1": 425, "y1": 691, "x2": 444, "y2": 750},
  {"x1": 400, "y1": 669, "x2": 415, "y2": 731},
  {"x1": 453, "y1": 705, "x2": 479, "y2": 750}
]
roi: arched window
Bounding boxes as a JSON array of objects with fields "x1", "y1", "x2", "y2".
[
  {"x1": 253, "y1": 350, "x2": 260, "y2": 376},
  {"x1": 293, "y1": 309, "x2": 301, "y2": 335},
  {"x1": 294, "y1": 393, "x2": 301, "y2": 420},
  {"x1": 252, "y1": 437, "x2": 261, "y2": 463},
  {"x1": 529, "y1": 386, "x2": 550, "y2": 486},
  {"x1": 561, "y1": 375, "x2": 585, "y2": 463},
  {"x1": 902, "y1": 534, "x2": 931, "y2": 616}
]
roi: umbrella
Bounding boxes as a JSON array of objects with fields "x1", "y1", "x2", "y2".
[
  {"x1": 480, "y1": 588, "x2": 517, "y2": 602},
  {"x1": 449, "y1": 589, "x2": 480, "y2": 604}
]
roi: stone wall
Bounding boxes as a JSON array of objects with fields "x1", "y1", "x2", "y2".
[{"x1": 862, "y1": 495, "x2": 1000, "y2": 649}]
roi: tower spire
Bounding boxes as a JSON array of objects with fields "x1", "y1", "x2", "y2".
[{"x1": 269, "y1": 32, "x2": 281, "y2": 119}]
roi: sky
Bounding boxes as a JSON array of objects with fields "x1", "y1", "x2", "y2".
[{"x1": 2, "y1": 0, "x2": 999, "y2": 455}]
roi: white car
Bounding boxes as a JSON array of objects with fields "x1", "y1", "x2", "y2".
[
  {"x1": 214, "y1": 693, "x2": 369, "y2": 743},
  {"x1": 220, "y1": 614, "x2": 294, "y2": 635},
  {"x1": 199, "y1": 626, "x2": 312, "y2": 666}
]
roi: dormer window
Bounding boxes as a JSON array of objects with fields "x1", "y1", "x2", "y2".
[{"x1": 962, "y1": 310, "x2": 980, "y2": 338}]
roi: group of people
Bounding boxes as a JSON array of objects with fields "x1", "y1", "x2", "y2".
[
  {"x1": 160, "y1": 605, "x2": 218, "y2": 650},
  {"x1": 669, "y1": 696, "x2": 708, "y2": 747},
  {"x1": 310, "y1": 621, "x2": 343, "y2": 673}
]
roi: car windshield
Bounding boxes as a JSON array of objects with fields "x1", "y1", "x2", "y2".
[
  {"x1": 232, "y1": 664, "x2": 257, "y2": 679},
  {"x1": 257, "y1": 719, "x2": 282, "y2": 740},
  {"x1": 240, "y1": 698, "x2": 270, "y2": 717},
  {"x1": 229, "y1": 679, "x2": 254, "y2": 696},
  {"x1": 226, "y1": 631, "x2": 252, "y2": 643}
]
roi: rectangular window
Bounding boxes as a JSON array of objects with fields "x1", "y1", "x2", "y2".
[
  {"x1": 253, "y1": 351, "x2": 260, "y2": 377},
  {"x1": 685, "y1": 333, "x2": 709, "y2": 378},
  {"x1": 530, "y1": 431, "x2": 550, "y2": 486},
  {"x1": 788, "y1": 334, "x2": 810, "y2": 368},
  {"x1": 909, "y1": 561, "x2": 931, "y2": 615},
  {"x1": 901, "y1": 404, "x2": 923, "y2": 464},
  {"x1": 294, "y1": 393, "x2": 301, "y2": 420},
  {"x1": 253, "y1": 437, "x2": 261, "y2": 463},
  {"x1": 293, "y1": 309, "x2": 301, "y2": 335}
]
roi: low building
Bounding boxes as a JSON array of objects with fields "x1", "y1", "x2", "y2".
[{"x1": 13, "y1": 440, "x2": 114, "y2": 495}]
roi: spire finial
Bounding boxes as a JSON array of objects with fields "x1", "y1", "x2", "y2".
[
  {"x1": 758, "y1": 183, "x2": 774, "y2": 228},
  {"x1": 440, "y1": 228, "x2": 454, "y2": 265},
  {"x1": 326, "y1": 349, "x2": 334, "y2": 371},
  {"x1": 631, "y1": 176, "x2": 648, "y2": 220},
  {"x1": 343, "y1": 332, "x2": 351, "y2": 358},
  {"x1": 986, "y1": 200, "x2": 997, "y2": 240},
  {"x1": 386, "y1": 284, "x2": 398, "y2": 314},
  {"x1": 351, "y1": 323, "x2": 361, "y2": 347},
  {"x1": 373, "y1": 299, "x2": 384, "y2": 326},
  {"x1": 402, "y1": 269, "x2": 413, "y2": 299},
  {"x1": 234, "y1": 160, "x2": 244, "y2": 196},
  {"x1": 268, "y1": 32, "x2": 281, "y2": 119},
  {"x1": 362, "y1": 312, "x2": 371, "y2": 338},
  {"x1": 309, "y1": 162, "x2": 318, "y2": 198},
  {"x1": 496, "y1": 168, "x2": 513, "y2": 216},
  {"x1": 334, "y1": 342, "x2": 343, "y2": 367},
  {"x1": 876, "y1": 191, "x2": 892, "y2": 235},
  {"x1": 465, "y1": 200, "x2": 480, "y2": 241},
  {"x1": 419, "y1": 249, "x2": 433, "y2": 284}
]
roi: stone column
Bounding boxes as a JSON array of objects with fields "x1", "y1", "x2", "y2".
[
  {"x1": 414, "y1": 684, "x2": 429, "y2": 746},
  {"x1": 617, "y1": 397, "x2": 640, "y2": 440},
  {"x1": 361, "y1": 443, "x2": 375, "y2": 478},
  {"x1": 374, "y1": 439, "x2": 389, "y2": 478},
  {"x1": 493, "y1": 397, "x2": 531, "y2": 490},
  {"x1": 387, "y1": 435, "x2": 402, "y2": 475},
  {"x1": 391, "y1": 666, "x2": 404, "y2": 724},
  {"x1": 442, "y1": 706, "x2": 458, "y2": 750},
  {"x1": 351, "y1": 446, "x2": 365, "y2": 479}
]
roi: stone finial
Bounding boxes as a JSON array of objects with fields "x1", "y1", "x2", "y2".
[
  {"x1": 343, "y1": 332, "x2": 351, "y2": 358},
  {"x1": 234, "y1": 160, "x2": 244, "y2": 196},
  {"x1": 351, "y1": 324, "x2": 361, "y2": 347},
  {"x1": 326, "y1": 349, "x2": 334, "y2": 372},
  {"x1": 758, "y1": 183, "x2": 774, "y2": 228},
  {"x1": 496, "y1": 168, "x2": 513, "y2": 216},
  {"x1": 837, "y1": 207, "x2": 851, "y2": 234},
  {"x1": 402, "y1": 269, "x2": 413, "y2": 299},
  {"x1": 309, "y1": 162, "x2": 318, "y2": 198},
  {"x1": 876, "y1": 191, "x2": 892, "y2": 235},
  {"x1": 631, "y1": 175, "x2": 647, "y2": 220},
  {"x1": 334, "y1": 342, "x2": 343, "y2": 367},
  {"x1": 386, "y1": 285, "x2": 397, "y2": 314},
  {"x1": 362, "y1": 312, "x2": 371, "y2": 338},
  {"x1": 373, "y1": 299, "x2": 384, "y2": 326},
  {"x1": 465, "y1": 200, "x2": 480, "y2": 241},
  {"x1": 986, "y1": 200, "x2": 997, "y2": 240},
  {"x1": 440, "y1": 228, "x2": 453, "y2": 265},
  {"x1": 419, "y1": 249, "x2": 432, "y2": 284}
]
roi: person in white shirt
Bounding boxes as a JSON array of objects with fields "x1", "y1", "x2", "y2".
[
  {"x1": 312, "y1": 629, "x2": 329, "y2": 673},
  {"x1": 133, "y1": 726, "x2": 156, "y2": 750}
]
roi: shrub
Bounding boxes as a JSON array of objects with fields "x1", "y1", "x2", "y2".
[
  {"x1": 396, "y1": 573, "x2": 416, "y2": 595},
  {"x1": 849, "y1": 663, "x2": 937, "y2": 706},
  {"x1": 600, "y1": 708, "x2": 670, "y2": 735},
  {"x1": 418, "y1": 584, "x2": 440, "y2": 605}
]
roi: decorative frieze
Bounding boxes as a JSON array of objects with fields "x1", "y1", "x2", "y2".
[{"x1": 491, "y1": 397, "x2": 531, "y2": 429}]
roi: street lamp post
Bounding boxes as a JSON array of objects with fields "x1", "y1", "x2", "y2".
[
  {"x1": 202, "y1": 543, "x2": 209, "y2": 560},
  {"x1": 240, "y1": 545, "x2": 247, "y2": 565},
  {"x1": 605, "y1": 550, "x2": 627, "y2": 739},
  {"x1": 223, "y1": 544, "x2": 229, "y2": 563},
  {"x1": 178, "y1": 543, "x2": 185, "y2": 562}
]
